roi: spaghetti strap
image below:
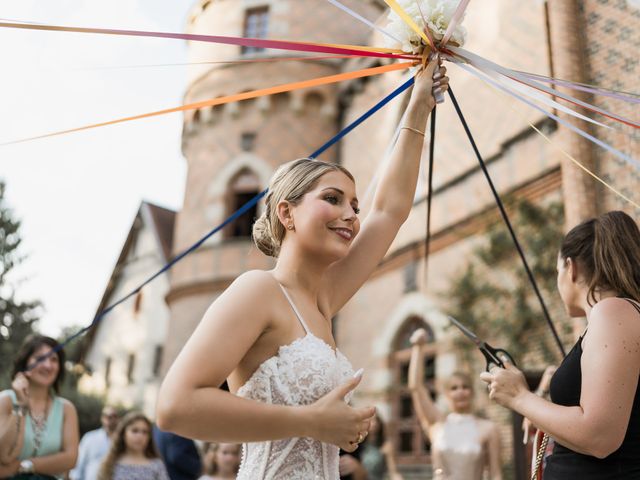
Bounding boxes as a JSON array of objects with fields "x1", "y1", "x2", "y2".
[
  {"x1": 277, "y1": 283, "x2": 311, "y2": 334},
  {"x1": 622, "y1": 297, "x2": 640, "y2": 315}
]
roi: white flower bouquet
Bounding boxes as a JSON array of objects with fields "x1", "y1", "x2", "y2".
[{"x1": 384, "y1": 0, "x2": 467, "y2": 53}]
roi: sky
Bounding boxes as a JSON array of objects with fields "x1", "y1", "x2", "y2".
[{"x1": 1, "y1": 1, "x2": 194, "y2": 336}]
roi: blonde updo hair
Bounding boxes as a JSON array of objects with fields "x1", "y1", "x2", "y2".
[{"x1": 252, "y1": 158, "x2": 355, "y2": 257}]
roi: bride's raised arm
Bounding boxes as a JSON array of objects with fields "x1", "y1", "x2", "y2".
[{"x1": 324, "y1": 58, "x2": 448, "y2": 315}]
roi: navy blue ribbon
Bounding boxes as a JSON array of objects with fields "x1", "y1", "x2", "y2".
[{"x1": 32, "y1": 75, "x2": 415, "y2": 367}]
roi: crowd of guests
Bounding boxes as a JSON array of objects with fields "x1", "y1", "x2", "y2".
[
  {"x1": 0, "y1": 334, "x2": 243, "y2": 480},
  {"x1": 2, "y1": 210, "x2": 639, "y2": 479},
  {"x1": 0, "y1": 333, "x2": 404, "y2": 480}
]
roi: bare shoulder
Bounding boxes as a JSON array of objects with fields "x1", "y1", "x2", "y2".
[
  {"x1": 0, "y1": 392, "x2": 12, "y2": 413},
  {"x1": 589, "y1": 297, "x2": 640, "y2": 334},
  {"x1": 230, "y1": 269, "x2": 277, "y2": 292},
  {"x1": 60, "y1": 397, "x2": 77, "y2": 413},
  {"x1": 216, "y1": 270, "x2": 280, "y2": 315}
]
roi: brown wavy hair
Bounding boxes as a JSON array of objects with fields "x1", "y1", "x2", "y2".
[
  {"x1": 560, "y1": 210, "x2": 640, "y2": 305},
  {"x1": 98, "y1": 411, "x2": 159, "y2": 480},
  {"x1": 12, "y1": 335, "x2": 65, "y2": 393}
]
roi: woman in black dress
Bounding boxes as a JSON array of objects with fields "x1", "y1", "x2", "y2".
[{"x1": 481, "y1": 210, "x2": 640, "y2": 479}]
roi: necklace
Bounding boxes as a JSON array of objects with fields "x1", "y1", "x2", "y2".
[{"x1": 29, "y1": 396, "x2": 50, "y2": 457}]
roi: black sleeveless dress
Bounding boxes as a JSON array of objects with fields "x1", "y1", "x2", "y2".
[{"x1": 544, "y1": 299, "x2": 640, "y2": 479}]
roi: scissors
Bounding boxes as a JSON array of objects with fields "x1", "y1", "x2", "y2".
[{"x1": 448, "y1": 316, "x2": 516, "y2": 371}]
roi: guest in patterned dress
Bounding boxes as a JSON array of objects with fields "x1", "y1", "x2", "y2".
[{"x1": 97, "y1": 412, "x2": 169, "y2": 480}]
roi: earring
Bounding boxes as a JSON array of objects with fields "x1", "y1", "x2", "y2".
[{"x1": 287, "y1": 224, "x2": 294, "y2": 230}]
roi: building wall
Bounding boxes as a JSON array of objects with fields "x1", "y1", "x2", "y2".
[
  {"x1": 582, "y1": 0, "x2": 640, "y2": 215},
  {"x1": 79, "y1": 214, "x2": 171, "y2": 418}
]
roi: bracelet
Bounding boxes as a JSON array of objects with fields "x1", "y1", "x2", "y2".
[
  {"x1": 400, "y1": 126, "x2": 426, "y2": 137},
  {"x1": 18, "y1": 459, "x2": 35, "y2": 474}
]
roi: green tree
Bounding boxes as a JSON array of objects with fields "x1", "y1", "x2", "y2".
[
  {"x1": 0, "y1": 180, "x2": 40, "y2": 388},
  {"x1": 447, "y1": 200, "x2": 568, "y2": 368},
  {"x1": 0, "y1": 181, "x2": 104, "y2": 435}
]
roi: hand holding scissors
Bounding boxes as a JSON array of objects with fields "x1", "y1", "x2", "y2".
[{"x1": 448, "y1": 316, "x2": 516, "y2": 371}]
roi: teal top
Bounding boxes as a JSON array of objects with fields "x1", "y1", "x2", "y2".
[{"x1": 4, "y1": 389, "x2": 65, "y2": 460}]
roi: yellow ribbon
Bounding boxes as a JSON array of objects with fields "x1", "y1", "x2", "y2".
[
  {"x1": 383, "y1": 0, "x2": 434, "y2": 49},
  {"x1": 528, "y1": 123, "x2": 640, "y2": 210}
]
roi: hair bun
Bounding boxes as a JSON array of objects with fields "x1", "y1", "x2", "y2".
[{"x1": 252, "y1": 213, "x2": 279, "y2": 257}]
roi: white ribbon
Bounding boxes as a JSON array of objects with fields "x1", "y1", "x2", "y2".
[
  {"x1": 440, "y1": 0, "x2": 471, "y2": 46},
  {"x1": 326, "y1": 0, "x2": 402, "y2": 44},
  {"x1": 450, "y1": 46, "x2": 640, "y2": 129},
  {"x1": 451, "y1": 59, "x2": 640, "y2": 171}
]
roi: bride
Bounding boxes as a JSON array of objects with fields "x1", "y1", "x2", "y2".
[{"x1": 157, "y1": 57, "x2": 447, "y2": 480}]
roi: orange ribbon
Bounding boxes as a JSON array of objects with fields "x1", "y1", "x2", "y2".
[{"x1": 2, "y1": 62, "x2": 414, "y2": 145}]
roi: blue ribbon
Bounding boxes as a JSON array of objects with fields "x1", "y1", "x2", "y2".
[{"x1": 38, "y1": 75, "x2": 415, "y2": 365}]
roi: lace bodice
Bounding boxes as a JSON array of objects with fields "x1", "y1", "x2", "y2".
[
  {"x1": 432, "y1": 413, "x2": 485, "y2": 480},
  {"x1": 235, "y1": 284, "x2": 354, "y2": 480}
]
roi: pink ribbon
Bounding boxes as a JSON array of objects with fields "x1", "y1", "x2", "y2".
[{"x1": 0, "y1": 21, "x2": 418, "y2": 61}]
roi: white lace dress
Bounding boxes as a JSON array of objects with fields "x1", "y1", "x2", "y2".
[{"x1": 235, "y1": 284, "x2": 355, "y2": 480}]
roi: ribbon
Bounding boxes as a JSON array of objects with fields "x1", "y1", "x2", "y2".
[
  {"x1": 0, "y1": 21, "x2": 417, "y2": 60},
  {"x1": 473, "y1": 65, "x2": 640, "y2": 213},
  {"x1": 424, "y1": 105, "x2": 436, "y2": 286},
  {"x1": 446, "y1": 53, "x2": 610, "y2": 129},
  {"x1": 84, "y1": 54, "x2": 362, "y2": 71},
  {"x1": 452, "y1": 59, "x2": 640, "y2": 170},
  {"x1": 448, "y1": 86, "x2": 566, "y2": 356},
  {"x1": 414, "y1": 1, "x2": 436, "y2": 49},
  {"x1": 326, "y1": 0, "x2": 402, "y2": 44},
  {"x1": 2, "y1": 62, "x2": 413, "y2": 145},
  {"x1": 384, "y1": 0, "x2": 434, "y2": 49},
  {"x1": 310, "y1": 76, "x2": 415, "y2": 158},
  {"x1": 439, "y1": 0, "x2": 471, "y2": 47},
  {"x1": 528, "y1": 123, "x2": 640, "y2": 210},
  {"x1": 514, "y1": 71, "x2": 640, "y2": 105},
  {"x1": 450, "y1": 47, "x2": 640, "y2": 129}
]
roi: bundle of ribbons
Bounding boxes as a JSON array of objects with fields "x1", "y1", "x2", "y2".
[{"x1": 1, "y1": 0, "x2": 637, "y2": 175}]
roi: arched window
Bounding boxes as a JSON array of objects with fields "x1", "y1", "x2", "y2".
[
  {"x1": 389, "y1": 316, "x2": 436, "y2": 466},
  {"x1": 225, "y1": 169, "x2": 260, "y2": 238},
  {"x1": 303, "y1": 91, "x2": 324, "y2": 114},
  {"x1": 272, "y1": 92, "x2": 291, "y2": 112}
]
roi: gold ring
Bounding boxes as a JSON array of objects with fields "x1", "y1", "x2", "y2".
[{"x1": 356, "y1": 432, "x2": 364, "y2": 444}]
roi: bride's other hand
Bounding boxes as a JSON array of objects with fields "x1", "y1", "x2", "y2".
[{"x1": 307, "y1": 374, "x2": 375, "y2": 452}]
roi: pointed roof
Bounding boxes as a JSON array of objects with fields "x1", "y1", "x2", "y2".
[{"x1": 77, "y1": 201, "x2": 176, "y2": 363}]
